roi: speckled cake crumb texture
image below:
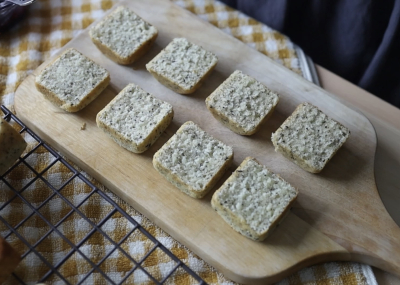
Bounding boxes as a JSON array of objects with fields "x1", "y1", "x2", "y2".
[
  {"x1": 96, "y1": 83, "x2": 173, "y2": 153},
  {"x1": 35, "y1": 48, "x2": 110, "y2": 112},
  {"x1": 0, "y1": 118, "x2": 27, "y2": 175},
  {"x1": 212, "y1": 157, "x2": 298, "y2": 241},
  {"x1": 146, "y1": 38, "x2": 218, "y2": 94},
  {"x1": 90, "y1": 6, "x2": 158, "y2": 64},
  {"x1": 153, "y1": 121, "x2": 233, "y2": 198},
  {"x1": 271, "y1": 102, "x2": 350, "y2": 173},
  {"x1": 206, "y1": 70, "x2": 279, "y2": 135}
]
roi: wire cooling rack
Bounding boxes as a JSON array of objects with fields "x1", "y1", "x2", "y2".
[{"x1": 0, "y1": 105, "x2": 205, "y2": 284}]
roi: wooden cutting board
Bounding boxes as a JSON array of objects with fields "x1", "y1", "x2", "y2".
[{"x1": 14, "y1": 0, "x2": 400, "y2": 283}]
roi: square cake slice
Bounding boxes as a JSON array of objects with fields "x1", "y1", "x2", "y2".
[
  {"x1": 271, "y1": 102, "x2": 350, "y2": 173},
  {"x1": 90, "y1": 6, "x2": 158, "y2": 65},
  {"x1": 206, "y1": 70, "x2": 279, "y2": 135},
  {"x1": 96, "y1": 83, "x2": 174, "y2": 153},
  {"x1": 153, "y1": 121, "x2": 233, "y2": 198},
  {"x1": 211, "y1": 157, "x2": 298, "y2": 241},
  {"x1": 146, "y1": 38, "x2": 218, "y2": 94},
  {"x1": 35, "y1": 48, "x2": 110, "y2": 112},
  {"x1": 0, "y1": 118, "x2": 27, "y2": 175}
]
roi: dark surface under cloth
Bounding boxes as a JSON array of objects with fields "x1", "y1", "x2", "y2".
[{"x1": 221, "y1": 0, "x2": 400, "y2": 108}]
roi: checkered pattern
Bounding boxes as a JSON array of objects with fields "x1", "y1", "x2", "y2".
[
  {"x1": 173, "y1": 0, "x2": 301, "y2": 74},
  {"x1": 0, "y1": 116, "x2": 208, "y2": 284},
  {"x1": 0, "y1": 0, "x2": 377, "y2": 284},
  {"x1": 0, "y1": 0, "x2": 115, "y2": 112}
]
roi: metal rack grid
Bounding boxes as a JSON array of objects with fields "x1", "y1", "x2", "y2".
[{"x1": 0, "y1": 105, "x2": 206, "y2": 285}]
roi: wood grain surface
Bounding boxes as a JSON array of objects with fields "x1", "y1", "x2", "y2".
[
  {"x1": 316, "y1": 65, "x2": 400, "y2": 284},
  {"x1": 14, "y1": 0, "x2": 400, "y2": 284}
]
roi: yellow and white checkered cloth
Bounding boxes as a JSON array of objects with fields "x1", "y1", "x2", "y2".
[{"x1": 0, "y1": 0, "x2": 376, "y2": 284}]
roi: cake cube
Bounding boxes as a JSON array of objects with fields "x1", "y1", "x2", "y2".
[
  {"x1": 153, "y1": 121, "x2": 233, "y2": 198},
  {"x1": 0, "y1": 118, "x2": 27, "y2": 175},
  {"x1": 206, "y1": 70, "x2": 279, "y2": 135},
  {"x1": 271, "y1": 102, "x2": 350, "y2": 173},
  {"x1": 96, "y1": 83, "x2": 174, "y2": 153},
  {"x1": 35, "y1": 48, "x2": 110, "y2": 112},
  {"x1": 146, "y1": 38, "x2": 218, "y2": 94},
  {"x1": 211, "y1": 157, "x2": 298, "y2": 241},
  {"x1": 90, "y1": 6, "x2": 158, "y2": 65}
]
